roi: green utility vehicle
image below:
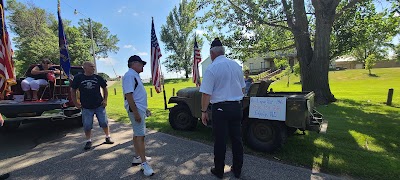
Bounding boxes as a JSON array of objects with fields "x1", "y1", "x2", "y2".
[{"x1": 168, "y1": 80, "x2": 326, "y2": 152}]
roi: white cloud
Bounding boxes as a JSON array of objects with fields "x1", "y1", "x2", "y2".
[
  {"x1": 123, "y1": 45, "x2": 137, "y2": 51},
  {"x1": 117, "y1": 6, "x2": 126, "y2": 13},
  {"x1": 98, "y1": 57, "x2": 116, "y2": 65},
  {"x1": 137, "y1": 52, "x2": 148, "y2": 56}
]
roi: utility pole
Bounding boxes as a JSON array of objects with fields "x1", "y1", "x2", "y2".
[
  {"x1": 74, "y1": 9, "x2": 97, "y2": 74},
  {"x1": 88, "y1": 18, "x2": 97, "y2": 74}
]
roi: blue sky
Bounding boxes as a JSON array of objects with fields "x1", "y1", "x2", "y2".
[{"x1": 7, "y1": 0, "x2": 210, "y2": 79}]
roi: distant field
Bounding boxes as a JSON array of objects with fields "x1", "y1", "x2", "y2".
[{"x1": 107, "y1": 68, "x2": 400, "y2": 180}]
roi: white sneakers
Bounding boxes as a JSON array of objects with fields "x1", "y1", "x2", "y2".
[
  {"x1": 132, "y1": 156, "x2": 152, "y2": 166},
  {"x1": 141, "y1": 162, "x2": 154, "y2": 176}
]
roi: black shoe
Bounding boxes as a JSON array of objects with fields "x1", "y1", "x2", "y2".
[
  {"x1": 84, "y1": 141, "x2": 92, "y2": 150},
  {"x1": 0, "y1": 173, "x2": 10, "y2": 180},
  {"x1": 231, "y1": 166, "x2": 241, "y2": 178},
  {"x1": 211, "y1": 168, "x2": 223, "y2": 179},
  {"x1": 104, "y1": 137, "x2": 114, "y2": 144}
]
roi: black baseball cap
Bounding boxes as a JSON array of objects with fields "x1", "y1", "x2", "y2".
[
  {"x1": 128, "y1": 55, "x2": 147, "y2": 65},
  {"x1": 210, "y1": 38, "x2": 223, "y2": 49}
]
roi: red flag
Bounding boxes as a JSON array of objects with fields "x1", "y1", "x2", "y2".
[
  {"x1": 0, "y1": 1, "x2": 16, "y2": 97},
  {"x1": 150, "y1": 18, "x2": 162, "y2": 93},
  {"x1": 192, "y1": 36, "x2": 201, "y2": 87}
]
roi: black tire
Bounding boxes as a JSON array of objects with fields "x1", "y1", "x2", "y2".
[
  {"x1": 287, "y1": 127, "x2": 298, "y2": 136},
  {"x1": 169, "y1": 104, "x2": 197, "y2": 131},
  {"x1": 245, "y1": 119, "x2": 287, "y2": 153},
  {"x1": 3, "y1": 121, "x2": 21, "y2": 130}
]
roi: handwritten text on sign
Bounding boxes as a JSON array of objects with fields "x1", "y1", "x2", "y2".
[{"x1": 249, "y1": 97, "x2": 287, "y2": 121}]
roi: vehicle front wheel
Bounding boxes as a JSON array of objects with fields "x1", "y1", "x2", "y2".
[
  {"x1": 169, "y1": 104, "x2": 197, "y2": 131},
  {"x1": 245, "y1": 119, "x2": 287, "y2": 153}
]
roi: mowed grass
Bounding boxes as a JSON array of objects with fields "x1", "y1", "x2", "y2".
[{"x1": 107, "y1": 68, "x2": 400, "y2": 180}]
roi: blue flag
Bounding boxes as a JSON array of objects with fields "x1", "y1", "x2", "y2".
[{"x1": 58, "y1": 1, "x2": 70, "y2": 76}]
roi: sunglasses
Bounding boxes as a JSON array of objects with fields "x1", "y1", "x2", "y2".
[{"x1": 43, "y1": 62, "x2": 51, "y2": 64}]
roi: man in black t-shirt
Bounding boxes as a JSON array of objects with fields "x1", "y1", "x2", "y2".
[{"x1": 71, "y1": 62, "x2": 114, "y2": 150}]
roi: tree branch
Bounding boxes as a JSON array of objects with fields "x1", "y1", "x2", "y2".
[
  {"x1": 227, "y1": 0, "x2": 291, "y2": 31},
  {"x1": 281, "y1": 0, "x2": 295, "y2": 30},
  {"x1": 335, "y1": 0, "x2": 361, "y2": 19}
]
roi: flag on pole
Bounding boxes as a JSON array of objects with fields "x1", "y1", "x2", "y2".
[
  {"x1": 58, "y1": 0, "x2": 71, "y2": 76},
  {"x1": 0, "y1": 0, "x2": 16, "y2": 96},
  {"x1": 192, "y1": 36, "x2": 201, "y2": 87},
  {"x1": 150, "y1": 18, "x2": 162, "y2": 93}
]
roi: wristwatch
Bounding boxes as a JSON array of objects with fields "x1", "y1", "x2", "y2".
[{"x1": 201, "y1": 109, "x2": 207, "y2": 113}]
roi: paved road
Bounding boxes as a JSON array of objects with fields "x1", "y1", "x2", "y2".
[{"x1": 0, "y1": 120, "x2": 342, "y2": 180}]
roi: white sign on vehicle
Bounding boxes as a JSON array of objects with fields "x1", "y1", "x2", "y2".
[{"x1": 249, "y1": 97, "x2": 287, "y2": 121}]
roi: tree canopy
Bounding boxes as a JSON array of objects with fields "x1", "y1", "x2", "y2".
[
  {"x1": 5, "y1": 0, "x2": 119, "y2": 76},
  {"x1": 160, "y1": 0, "x2": 202, "y2": 79},
  {"x1": 199, "y1": 0, "x2": 400, "y2": 104}
]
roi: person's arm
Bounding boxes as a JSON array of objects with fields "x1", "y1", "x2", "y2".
[
  {"x1": 70, "y1": 88, "x2": 81, "y2": 108},
  {"x1": 0, "y1": 113, "x2": 4, "y2": 126},
  {"x1": 201, "y1": 93, "x2": 211, "y2": 126},
  {"x1": 101, "y1": 86, "x2": 108, "y2": 107},
  {"x1": 50, "y1": 67, "x2": 61, "y2": 75},
  {"x1": 125, "y1": 93, "x2": 141, "y2": 122},
  {"x1": 31, "y1": 66, "x2": 53, "y2": 75}
]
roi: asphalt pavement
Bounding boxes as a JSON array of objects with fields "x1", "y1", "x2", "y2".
[{"x1": 0, "y1": 119, "x2": 342, "y2": 180}]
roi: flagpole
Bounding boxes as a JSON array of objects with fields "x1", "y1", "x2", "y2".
[{"x1": 162, "y1": 72, "x2": 167, "y2": 110}]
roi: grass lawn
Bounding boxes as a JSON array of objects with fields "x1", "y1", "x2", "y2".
[{"x1": 107, "y1": 68, "x2": 400, "y2": 180}]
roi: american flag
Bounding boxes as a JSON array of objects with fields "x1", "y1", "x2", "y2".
[
  {"x1": 58, "y1": 0, "x2": 71, "y2": 76},
  {"x1": 150, "y1": 18, "x2": 162, "y2": 93},
  {"x1": 192, "y1": 36, "x2": 201, "y2": 87},
  {"x1": 0, "y1": 0, "x2": 16, "y2": 96}
]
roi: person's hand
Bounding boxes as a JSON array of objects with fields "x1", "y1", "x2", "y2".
[
  {"x1": 101, "y1": 100, "x2": 107, "y2": 107},
  {"x1": 0, "y1": 117, "x2": 4, "y2": 127},
  {"x1": 146, "y1": 109, "x2": 152, "y2": 117},
  {"x1": 201, "y1": 112, "x2": 208, "y2": 126},
  {"x1": 75, "y1": 102, "x2": 82, "y2": 109},
  {"x1": 133, "y1": 111, "x2": 141, "y2": 123}
]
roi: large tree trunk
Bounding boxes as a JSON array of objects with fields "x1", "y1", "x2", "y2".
[{"x1": 290, "y1": 0, "x2": 337, "y2": 105}]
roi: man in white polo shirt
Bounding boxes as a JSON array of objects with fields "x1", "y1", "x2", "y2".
[
  {"x1": 122, "y1": 55, "x2": 154, "y2": 176},
  {"x1": 200, "y1": 38, "x2": 246, "y2": 179}
]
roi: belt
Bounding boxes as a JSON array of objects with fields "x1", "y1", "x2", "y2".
[{"x1": 213, "y1": 101, "x2": 241, "y2": 105}]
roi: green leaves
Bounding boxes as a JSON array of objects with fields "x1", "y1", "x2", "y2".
[
  {"x1": 6, "y1": 0, "x2": 119, "y2": 77},
  {"x1": 160, "y1": 0, "x2": 201, "y2": 78}
]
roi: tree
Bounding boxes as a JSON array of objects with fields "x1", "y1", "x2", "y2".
[
  {"x1": 6, "y1": 0, "x2": 119, "y2": 76},
  {"x1": 78, "y1": 19, "x2": 119, "y2": 59},
  {"x1": 6, "y1": 0, "x2": 58, "y2": 75},
  {"x1": 331, "y1": 1, "x2": 400, "y2": 60},
  {"x1": 160, "y1": 0, "x2": 201, "y2": 79},
  {"x1": 199, "y1": 0, "x2": 381, "y2": 104},
  {"x1": 365, "y1": 54, "x2": 376, "y2": 75},
  {"x1": 274, "y1": 58, "x2": 289, "y2": 69},
  {"x1": 98, "y1": 72, "x2": 110, "y2": 81}
]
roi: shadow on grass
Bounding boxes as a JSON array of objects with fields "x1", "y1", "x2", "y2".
[
  {"x1": 272, "y1": 98, "x2": 400, "y2": 179},
  {"x1": 368, "y1": 73, "x2": 379, "y2": 77}
]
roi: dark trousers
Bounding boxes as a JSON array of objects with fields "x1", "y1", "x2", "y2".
[{"x1": 212, "y1": 101, "x2": 243, "y2": 174}]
